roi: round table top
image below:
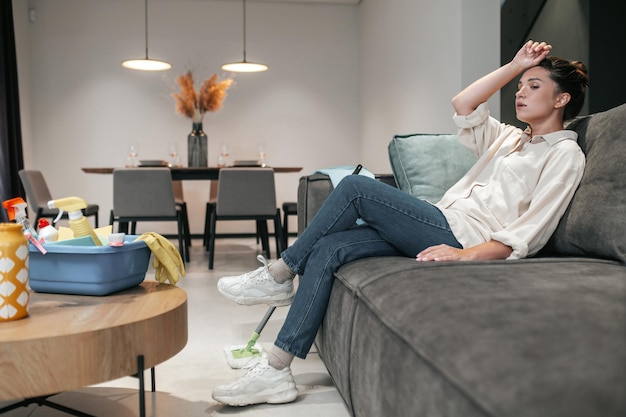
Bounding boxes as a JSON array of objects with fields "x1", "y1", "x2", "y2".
[{"x1": 0, "y1": 281, "x2": 188, "y2": 401}]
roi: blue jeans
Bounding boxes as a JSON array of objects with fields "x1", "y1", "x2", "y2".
[{"x1": 276, "y1": 175, "x2": 461, "y2": 358}]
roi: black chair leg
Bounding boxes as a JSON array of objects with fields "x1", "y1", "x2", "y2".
[
  {"x1": 177, "y1": 215, "x2": 188, "y2": 263},
  {"x1": 282, "y1": 210, "x2": 288, "y2": 252},
  {"x1": 180, "y1": 203, "x2": 191, "y2": 249},
  {"x1": 204, "y1": 203, "x2": 213, "y2": 250},
  {"x1": 258, "y1": 220, "x2": 270, "y2": 259},
  {"x1": 208, "y1": 213, "x2": 217, "y2": 269},
  {"x1": 117, "y1": 220, "x2": 129, "y2": 234},
  {"x1": 274, "y1": 213, "x2": 284, "y2": 255}
]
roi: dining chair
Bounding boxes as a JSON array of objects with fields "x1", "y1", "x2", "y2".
[
  {"x1": 172, "y1": 180, "x2": 192, "y2": 250},
  {"x1": 109, "y1": 168, "x2": 189, "y2": 262},
  {"x1": 18, "y1": 169, "x2": 99, "y2": 227},
  {"x1": 202, "y1": 180, "x2": 270, "y2": 250},
  {"x1": 205, "y1": 168, "x2": 284, "y2": 269}
]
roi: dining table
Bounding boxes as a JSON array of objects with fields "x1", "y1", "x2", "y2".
[
  {"x1": 81, "y1": 166, "x2": 304, "y2": 238},
  {"x1": 81, "y1": 166, "x2": 303, "y2": 180}
]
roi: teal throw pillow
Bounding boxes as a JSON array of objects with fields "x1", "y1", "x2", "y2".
[{"x1": 388, "y1": 134, "x2": 476, "y2": 202}]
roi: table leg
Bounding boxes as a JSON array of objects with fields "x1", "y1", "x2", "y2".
[
  {"x1": 0, "y1": 395, "x2": 95, "y2": 417},
  {"x1": 137, "y1": 355, "x2": 146, "y2": 417}
]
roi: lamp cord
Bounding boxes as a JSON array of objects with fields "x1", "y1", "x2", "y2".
[
  {"x1": 242, "y1": 0, "x2": 247, "y2": 62},
  {"x1": 144, "y1": 0, "x2": 149, "y2": 59}
]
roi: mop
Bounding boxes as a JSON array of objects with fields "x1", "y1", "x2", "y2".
[
  {"x1": 224, "y1": 305, "x2": 276, "y2": 369},
  {"x1": 223, "y1": 164, "x2": 362, "y2": 369}
]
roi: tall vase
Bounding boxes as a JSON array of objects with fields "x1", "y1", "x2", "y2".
[
  {"x1": 188, "y1": 122, "x2": 208, "y2": 167},
  {"x1": 0, "y1": 223, "x2": 29, "y2": 322}
]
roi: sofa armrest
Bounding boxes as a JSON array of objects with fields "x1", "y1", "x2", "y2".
[
  {"x1": 297, "y1": 173, "x2": 396, "y2": 234},
  {"x1": 297, "y1": 174, "x2": 334, "y2": 234}
]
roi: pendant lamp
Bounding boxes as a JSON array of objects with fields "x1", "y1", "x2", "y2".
[
  {"x1": 221, "y1": 0, "x2": 269, "y2": 73},
  {"x1": 122, "y1": 0, "x2": 171, "y2": 71}
]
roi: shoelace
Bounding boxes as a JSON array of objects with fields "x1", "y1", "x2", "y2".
[
  {"x1": 243, "y1": 357, "x2": 263, "y2": 370},
  {"x1": 241, "y1": 255, "x2": 271, "y2": 285},
  {"x1": 240, "y1": 358, "x2": 270, "y2": 380}
]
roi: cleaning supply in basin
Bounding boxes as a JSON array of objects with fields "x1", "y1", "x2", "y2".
[
  {"x1": 2, "y1": 197, "x2": 46, "y2": 254},
  {"x1": 108, "y1": 233, "x2": 125, "y2": 247},
  {"x1": 0, "y1": 223, "x2": 30, "y2": 321},
  {"x1": 37, "y1": 218, "x2": 58, "y2": 243},
  {"x1": 48, "y1": 196, "x2": 102, "y2": 246},
  {"x1": 2, "y1": 197, "x2": 40, "y2": 240}
]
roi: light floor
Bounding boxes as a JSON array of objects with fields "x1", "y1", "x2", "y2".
[{"x1": 0, "y1": 238, "x2": 351, "y2": 417}]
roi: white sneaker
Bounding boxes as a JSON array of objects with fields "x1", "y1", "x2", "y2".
[
  {"x1": 218, "y1": 255, "x2": 295, "y2": 306},
  {"x1": 212, "y1": 358, "x2": 299, "y2": 406}
]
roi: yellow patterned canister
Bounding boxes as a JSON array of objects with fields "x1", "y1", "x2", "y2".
[{"x1": 0, "y1": 223, "x2": 29, "y2": 321}]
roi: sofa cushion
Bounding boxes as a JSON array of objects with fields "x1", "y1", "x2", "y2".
[
  {"x1": 545, "y1": 103, "x2": 626, "y2": 262},
  {"x1": 322, "y1": 256, "x2": 626, "y2": 417},
  {"x1": 388, "y1": 133, "x2": 476, "y2": 202}
]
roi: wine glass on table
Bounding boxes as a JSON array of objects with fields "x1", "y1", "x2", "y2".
[
  {"x1": 126, "y1": 143, "x2": 139, "y2": 167},
  {"x1": 257, "y1": 144, "x2": 266, "y2": 167},
  {"x1": 168, "y1": 142, "x2": 180, "y2": 167},
  {"x1": 218, "y1": 143, "x2": 230, "y2": 168}
]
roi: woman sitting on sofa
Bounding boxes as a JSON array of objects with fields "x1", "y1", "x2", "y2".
[{"x1": 212, "y1": 40, "x2": 589, "y2": 407}]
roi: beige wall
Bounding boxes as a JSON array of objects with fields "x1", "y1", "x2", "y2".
[{"x1": 13, "y1": 0, "x2": 499, "y2": 236}]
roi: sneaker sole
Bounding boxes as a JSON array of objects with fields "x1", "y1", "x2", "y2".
[
  {"x1": 218, "y1": 287, "x2": 295, "y2": 307},
  {"x1": 213, "y1": 385, "x2": 299, "y2": 406}
]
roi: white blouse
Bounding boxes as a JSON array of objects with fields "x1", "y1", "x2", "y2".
[{"x1": 436, "y1": 103, "x2": 585, "y2": 259}]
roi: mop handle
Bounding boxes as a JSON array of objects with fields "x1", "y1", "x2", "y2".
[{"x1": 255, "y1": 306, "x2": 276, "y2": 333}]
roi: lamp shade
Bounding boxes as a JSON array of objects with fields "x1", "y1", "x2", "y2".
[
  {"x1": 122, "y1": 58, "x2": 172, "y2": 71},
  {"x1": 122, "y1": 0, "x2": 171, "y2": 72},
  {"x1": 221, "y1": 61, "x2": 268, "y2": 73},
  {"x1": 221, "y1": 0, "x2": 268, "y2": 73}
]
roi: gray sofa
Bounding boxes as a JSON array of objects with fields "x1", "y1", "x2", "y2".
[{"x1": 297, "y1": 103, "x2": 626, "y2": 417}]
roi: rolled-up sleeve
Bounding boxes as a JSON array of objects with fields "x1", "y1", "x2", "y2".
[
  {"x1": 453, "y1": 102, "x2": 507, "y2": 158},
  {"x1": 491, "y1": 141, "x2": 585, "y2": 259}
]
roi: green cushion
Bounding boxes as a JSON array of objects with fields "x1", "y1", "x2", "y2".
[{"x1": 388, "y1": 134, "x2": 476, "y2": 202}]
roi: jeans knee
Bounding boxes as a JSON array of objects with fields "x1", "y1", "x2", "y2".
[
  {"x1": 335, "y1": 173, "x2": 372, "y2": 192},
  {"x1": 312, "y1": 234, "x2": 365, "y2": 271}
]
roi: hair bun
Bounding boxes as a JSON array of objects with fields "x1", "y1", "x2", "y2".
[{"x1": 571, "y1": 60, "x2": 589, "y2": 87}]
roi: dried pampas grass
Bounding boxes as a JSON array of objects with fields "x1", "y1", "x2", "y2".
[{"x1": 173, "y1": 72, "x2": 233, "y2": 122}]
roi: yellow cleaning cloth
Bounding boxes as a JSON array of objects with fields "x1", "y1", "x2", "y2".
[{"x1": 56, "y1": 225, "x2": 112, "y2": 244}]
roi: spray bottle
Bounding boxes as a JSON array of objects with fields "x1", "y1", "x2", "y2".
[
  {"x1": 2, "y1": 197, "x2": 47, "y2": 254},
  {"x1": 37, "y1": 218, "x2": 59, "y2": 243},
  {"x1": 48, "y1": 196, "x2": 102, "y2": 246}
]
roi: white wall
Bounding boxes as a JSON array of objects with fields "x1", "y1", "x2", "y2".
[
  {"x1": 15, "y1": 0, "x2": 360, "y2": 235},
  {"x1": 358, "y1": 0, "x2": 500, "y2": 172},
  {"x1": 13, "y1": 0, "x2": 499, "y2": 236}
]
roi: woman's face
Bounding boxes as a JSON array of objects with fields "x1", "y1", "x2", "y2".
[{"x1": 515, "y1": 66, "x2": 560, "y2": 124}]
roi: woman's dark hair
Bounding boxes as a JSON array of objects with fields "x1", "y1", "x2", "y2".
[{"x1": 537, "y1": 56, "x2": 589, "y2": 121}]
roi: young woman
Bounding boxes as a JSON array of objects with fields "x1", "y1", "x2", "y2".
[{"x1": 212, "y1": 40, "x2": 589, "y2": 406}]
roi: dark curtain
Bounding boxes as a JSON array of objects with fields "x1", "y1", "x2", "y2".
[{"x1": 0, "y1": 1, "x2": 24, "y2": 222}]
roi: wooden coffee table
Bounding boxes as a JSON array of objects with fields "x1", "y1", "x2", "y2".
[{"x1": 0, "y1": 281, "x2": 188, "y2": 417}]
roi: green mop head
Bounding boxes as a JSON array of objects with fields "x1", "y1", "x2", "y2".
[{"x1": 223, "y1": 331, "x2": 267, "y2": 369}]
